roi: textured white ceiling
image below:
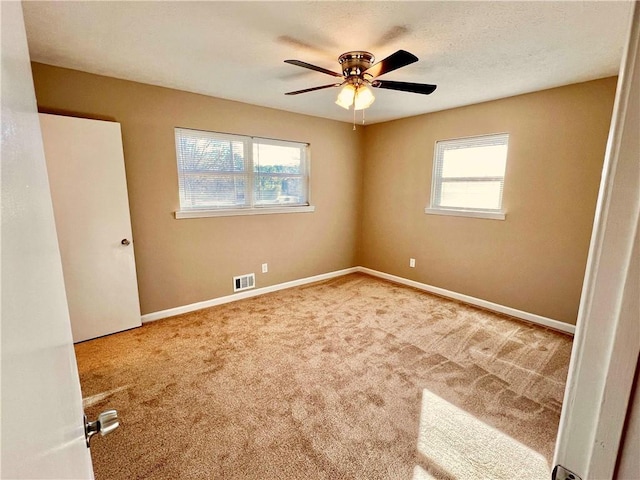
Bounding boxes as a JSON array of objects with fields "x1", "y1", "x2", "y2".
[{"x1": 23, "y1": 1, "x2": 633, "y2": 124}]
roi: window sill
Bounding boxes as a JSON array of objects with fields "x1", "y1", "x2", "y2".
[
  {"x1": 175, "y1": 205, "x2": 316, "y2": 219},
  {"x1": 424, "y1": 207, "x2": 506, "y2": 220}
]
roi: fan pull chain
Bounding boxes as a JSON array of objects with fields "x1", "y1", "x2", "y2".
[
  {"x1": 352, "y1": 87, "x2": 357, "y2": 130},
  {"x1": 362, "y1": 108, "x2": 366, "y2": 125}
]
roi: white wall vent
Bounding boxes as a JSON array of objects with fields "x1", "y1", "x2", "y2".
[{"x1": 233, "y1": 273, "x2": 255, "y2": 292}]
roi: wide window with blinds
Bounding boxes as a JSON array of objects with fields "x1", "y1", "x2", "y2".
[
  {"x1": 174, "y1": 128, "x2": 312, "y2": 218},
  {"x1": 426, "y1": 133, "x2": 509, "y2": 220}
]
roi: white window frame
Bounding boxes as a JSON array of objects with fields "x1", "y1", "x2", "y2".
[
  {"x1": 174, "y1": 128, "x2": 314, "y2": 219},
  {"x1": 425, "y1": 133, "x2": 509, "y2": 220}
]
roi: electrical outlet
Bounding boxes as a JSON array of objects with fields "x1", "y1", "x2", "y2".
[
  {"x1": 261, "y1": 263, "x2": 268, "y2": 273},
  {"x1": 409, "y1": 258, "x2": 416, "y2": 268}
]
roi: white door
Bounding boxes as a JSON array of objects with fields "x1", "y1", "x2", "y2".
[
  {"x1": 553, "y1": 3, "x2": 639, "y2": 479},
  {"x1": 1, "y1": 2, "x2": 93, "y2": 478},
  {"x1": 39, "y1": 113, "x2": 142, "y2": 343}
]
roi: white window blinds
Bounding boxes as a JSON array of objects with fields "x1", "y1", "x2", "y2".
[
  {"x1": 176, "y1": 129, "x2": 247, "y2": 209},
  {"x1": 431, "y1": 133, "x2": 509, "y2": 213},
  {"x1": 175, "y1": 128, "x2": 309, "y2": 212}
]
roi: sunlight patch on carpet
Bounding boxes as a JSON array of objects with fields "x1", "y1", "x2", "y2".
[
  {"x1": 417, "y1": 389, "x2": 550, "y2": 479},
  {"x1": 83, "y1": 385, "x2": 129, "y2": 408},
  {"x1": 412, "y1": 465, "x2": 439, "y2": 479}
]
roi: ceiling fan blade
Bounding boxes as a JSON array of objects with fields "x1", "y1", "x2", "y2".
[
  {"x1": 372, "y1": 80, "x2": 437, "y2": 95},
  {"x1": 363, "y1": 50, "x2": 418, "y2": 78},
  {"x1": 285, "y1": 83, "x2": 342, "y2": 95},
  {"x1": 284, "y1": 59, "x2": 343, "y2": 78}
]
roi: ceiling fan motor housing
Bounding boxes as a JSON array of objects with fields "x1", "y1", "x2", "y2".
[{"x1": 338, "y1": 51, "x2": 375, "y2": 79}]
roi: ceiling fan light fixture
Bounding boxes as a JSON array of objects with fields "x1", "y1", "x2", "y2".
[
  {"x1": 336, "y1": 83, "x2": 375, "y2": 110},
  {"x1": 353, "y1": 85, "x2": 375, "y2": 110},
  {"x1": 335, "y1": 84, "x2": 356, "y2": 109}
]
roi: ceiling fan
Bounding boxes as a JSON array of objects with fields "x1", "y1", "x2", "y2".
[{"x1": 284, "y1": 50, "x2": 437, "y2": 111}]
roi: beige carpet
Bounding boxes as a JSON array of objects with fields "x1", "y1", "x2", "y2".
[{"x1": 76, "y1": 273, "x2": 572, "y2": 479}]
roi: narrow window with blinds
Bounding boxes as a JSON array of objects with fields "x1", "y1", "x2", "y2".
[
  {"x1": 174, "y1": 128, "x2": 312, "y2": 218},
  {"x1": 426, "y1": 133, "x2": 509, "y2": 220}
]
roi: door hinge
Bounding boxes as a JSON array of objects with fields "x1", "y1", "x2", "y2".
[{"x1": 552, "y1": 465, "x2": 582, "y2": 480}]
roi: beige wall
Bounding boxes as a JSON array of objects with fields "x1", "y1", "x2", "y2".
[
  {"x1": 31, "y1": 63, "x2": 364, "y2": 315},
  {"x1": 32, "y1": 63, "x2": 616, "y2": 324},
  {"x1": 360, "y1": 78, "x2": 617, "y2": 324}
]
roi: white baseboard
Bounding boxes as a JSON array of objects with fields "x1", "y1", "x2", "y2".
[
  {"x1": 141, "y1": 267, "x2": 359, "y2": 323},
  {"x1": 357, "y1": 267, "x2": 575, "y2": 335},
  {"x1": 141, "y1": 265, "x2": 575, "y2": 335}
]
